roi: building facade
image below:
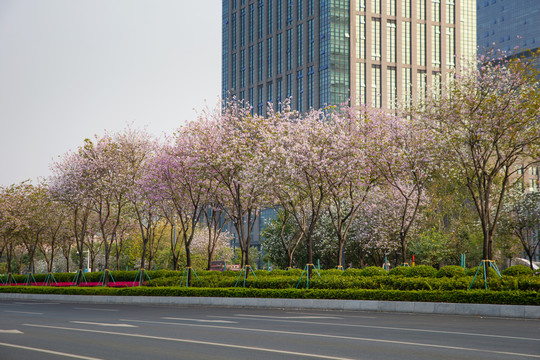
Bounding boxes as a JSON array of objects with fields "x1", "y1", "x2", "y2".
[
  {"x1": 477, "y1": 0, "x2": 539, "y2": 56},
  {"x1": 222, "y1": 0, "x2": 477, "y2": 114},
  {"x1": 477, "y1": 0, "x2": 540, "y2": 195}
]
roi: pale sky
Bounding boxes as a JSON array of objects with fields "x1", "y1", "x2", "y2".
[{"x1": 0, "y1": 0, "x2": 221, "y2": 186}]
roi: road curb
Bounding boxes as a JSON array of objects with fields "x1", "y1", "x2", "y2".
[{"x1": 1, "y1": 293, "x2": 538, "y2": 319}]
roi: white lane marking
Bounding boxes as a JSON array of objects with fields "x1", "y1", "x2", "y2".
[
  {"x1": 4, "y1": 311, "x2": 44, "y2": 315},
  {"x1": 236, "y1": 314, "x2": 343, "y2": 320},
  {"x1": 70, "y1": 321, "x2": 137, "y2": 328},
  {"x1": 210, "y1": 315, "x2": 540, "y2": 342},
  {"x1": 0, "y1": 330, "x2": 23, "y2": 334},
  {"x1": 14, "y1": 302, "x2": 60, "y2": 305},
  {"x1": 74, "y1": 308, "x2": 119, "y2": 312},
  {"x1": 285, "y1": 312, "x2": 376, "y2": 319},
  {"x1": 120, "y1": 318, "x2": 540, "y2": 359},
  {"x1": 23, "y1": 324, "x2": 355, "y2": 360},
  {"x1": 0, "y1": 342, "x2": 102, "y2": 360},
  {"x1": 162, "y1": 317, "x2": 237, "y2": 324}
]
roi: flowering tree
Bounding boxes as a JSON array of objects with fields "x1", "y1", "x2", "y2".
[
  {"x1": 50, "y1": 150, "x2": 93, "y2": 273},
  {"x1": 0, "y1": 184, "x2": 26, "y2": 273},
  {"x1": 147, "y1": 136, "x2": 208, "y2": 283},
  {"x1": 417, "y1": 49, "x2": 540, "y2": 261},
  {"x1": 191, "y1": 226, "x2": 234, "y2": 268},
  {"x1": 371, "y1": 113, "x2": 434, "y2": 264},
  {"x1": 263, "y1": 105, "x2": 334, "y2": 275},
  {"x1": 323, "y1": 105, "x2": 381, "y2": 268},
  {"x1": 349, "y1": 186, "x2": 404, "y2": 267},
  {"x1": 37, "y1": 196, "x2": 70, "y2": 273},
  {"x1": 189, "y1": 101, "x2": 268, "y2": 269}
]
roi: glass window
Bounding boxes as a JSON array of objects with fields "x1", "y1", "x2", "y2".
[
  {"x1": 446, "y1": 0, "x2": 454, "y2": 24},
  {"x1": 277, "y1": 33, "x2": 282, "y2": 74},
  {"x1": 232, "y1": 13, "x2": 237, "y2": 50},
  {"x1": 372, "y1": 0, "x2": 381, "y2": 14},
  {"x1": 387, "y1": 21, "x2": 396, "y2": 63},
  {"x1": 446, "y1": 27, "x2": 455, "y2": 67},
  {"x1": 371, "y1": 65, "x2": 381, "y2": 108},
  {"x1": 432, "y1": 0, "x2": 440, "y2": 22},
  {"x1": 387, "y1": 67, "x2": 396, "y2": 109},
  {"x1": 287, "y1": 0, "x2": 293, "y2": 24},
  {"x1": 267, "y1": 82, "x2": 273, "y2": 104},
  {"x1": 402, "y1": 21, "x2": 411, "y2": 64},
  {"x1": 417, "y1": 23, "x2": 426, "y2": 66},
  {"x1": 258, "y1": 86, "x2": 264, "y2": 114},
  {"x1": 308, "y1": 19, "x2": 314, "y2": 63},
  {"x1": 258, "y1": 0, "x2": 264, "y2": 39},
  {"x1": 267, "y1": 38, "x2": 273, "y2": 77},
  {"x1": 240, "y1": 49, "x2": 245, "y2": 88},
  {"x1": 402, "y1": 0, "x2": 411, "y2": 18},
  {"x1": 258, "y1": 41, "x2": 263, "y2": 81},
  {"x1": 240, "y1": 9, "x2": 246, "y2": 47},
  {"x1": 249, "y1": 4, "x2": 254, "y2": 43},
  {"x1": 297, "y1": 70, "x2": 303, "y2": 112},
  {"x1": 402, "y1": 67, "x2": 412, "y2": 106},
  {"x1": 286, "y1": 73, "x2": 292, "y2": 98},
  {"x1": 308, "y1": 0, "x2": 314, "y2": 16},
  {"x1": 432, "y1": 25, "x2": 440, "y2": 66},
  {"x1": 417, "y1": 70, "x2": 427, "y2": 99},
  {"x1": 248, "y1": 46, "x2": 254, "y2": 84},
  {"x1": 249, "y1": 87, "x2": 254, "y2": 112},
  {"x1": 417, "y1": 0, "x2": 426, "y2": 20},
  {"x1": 372, "y1": 18, "x2": 381, "y2": 60},
  {"x1": 267, "y1": 0, "x2": 273, "y2": 34},
  {"x1": 356, "y1": 62, "x2": 366, "y2": 105},
  {"x1": 277, "y1": 0, "x2": 282, "y2": 29},
  {"x1": 307, "y1": 66, "x2": 314, "y2": 108},
  {"x1": 357, "y1": 15, "x2": 366, "y2": 59},
  {"x1": 387, "y1": 0, "x2": 396, "y2": 16},
  {"x1": 231, "y1": 53, "x2": 237, "y2": 90},
  {"x1": 277, "y1": 77, "x2": 282, "y2": 102},
  {"x1": 287, "y1": 28, "x2": 293, "y2": 70},
  {"x1": 297, "y1": 23, "x2": 304, "y2": 67}
]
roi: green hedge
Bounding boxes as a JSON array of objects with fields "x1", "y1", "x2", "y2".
[
  {"x1": 502, "y1": 265, "x2": 534, "y2": 277},
  {"x1": 4, "y1": 267, "x2": 540, "y2": 293},
  {"x1": 0, "y1": 286, "x2": 538, "y2": 305}
]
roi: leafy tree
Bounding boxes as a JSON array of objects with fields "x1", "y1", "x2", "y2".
[
  {"x1": 500, "y1": 192, "x2": 540, "y2": 269},
  {"x1": 416, "y1": 49, "x2": 540, "y2": 261}
]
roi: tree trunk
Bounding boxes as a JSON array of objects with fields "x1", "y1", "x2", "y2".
[
  {"x1": 185, "y1": 243, "x2": 192, "y2": 286},
  {"x1": 140, "y1": 241, "x2": 147, "y2": 270},
  {"x1": 401, "y1": 237, "x2": 407, "y2": 265},
  {"x1": 307, "y1": 236, "x2": 313, "y2": 277},
  {"x1": 338, "y1": 241, "x2": 345, "y2": 269}
]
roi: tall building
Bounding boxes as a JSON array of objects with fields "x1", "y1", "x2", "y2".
[
  {"x1": 477, "y1": 0, "x2": 539, "y2": 58},
  {"x1": 477, "y1": 0, "x2": 540, "y2": 194},
  {"x1": 222, "y1": 0, "x2": 477, "y2": 114}
]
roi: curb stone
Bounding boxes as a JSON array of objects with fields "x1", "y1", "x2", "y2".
[{"x1": 0, "y1": 293, "x2": 539, "y2": 319}]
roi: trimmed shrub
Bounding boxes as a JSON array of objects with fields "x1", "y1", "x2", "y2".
[
  {"x1": 359, "y1": 266, "x2": 388, "y2": 277},
  {"x1": 408, "y1": 265, "x2": 437, "y2": 278},
  {"x1": 388, "y1": 266, "x2": 412, "y2": 277},
  {"x1": 437, "y1": 266, "x2": 467, "y2": 278},
  {"x1": 502, "y1": 265, "x2": 534, "y2": 277}
]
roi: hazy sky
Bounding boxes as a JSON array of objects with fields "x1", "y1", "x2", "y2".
[{"x1": 0, "y1": 0, "x2": 221, "y2": 186}]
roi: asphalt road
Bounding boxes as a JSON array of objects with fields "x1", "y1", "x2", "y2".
[{"x1": 0, "y1": 300, "x2": 538, "y2": 360}]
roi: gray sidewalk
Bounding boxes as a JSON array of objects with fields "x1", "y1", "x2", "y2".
[{"x1": 1, "y1": 293, "x2": 538, "y2": 319}]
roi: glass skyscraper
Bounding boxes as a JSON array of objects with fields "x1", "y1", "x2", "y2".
[
  {"x1": 222, "y1": 0, "x2": 477, "y2": 114},
  {"x1": 477, "y1": 0, "x2": 540, "y2": 73}
]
